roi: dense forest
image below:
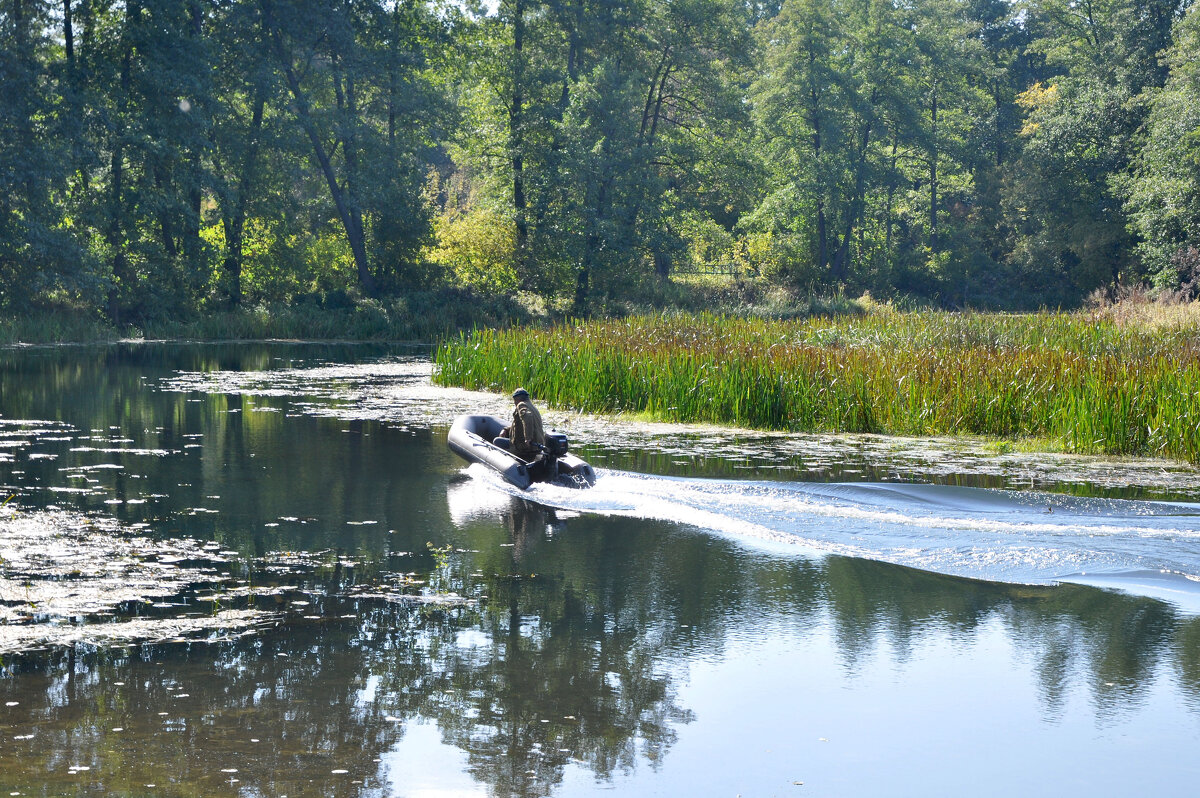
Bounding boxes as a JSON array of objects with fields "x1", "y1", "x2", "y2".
[{"x1": 1, "y1": 0, "x2": 1198, "y2": 324}]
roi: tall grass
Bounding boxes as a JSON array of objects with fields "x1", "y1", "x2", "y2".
[
  {"x1": 433, "y1": 310, "x2": 1200, "y2": 464},
  {"x1": 1, "y1": 290, "x2": 532, "y2": 344},
  {"x1": 0, "y1": 311, "x2": 118, "y2": 344},
  {"x1": 141, "y1": 291, "x2": 532, "y2": 342}
]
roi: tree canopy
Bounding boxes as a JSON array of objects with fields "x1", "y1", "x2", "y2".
[{"x1": 0, "y1": 0, "x2": 1197, "y2": 322}]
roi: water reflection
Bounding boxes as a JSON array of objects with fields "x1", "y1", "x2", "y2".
[
  {"x1": 1, "y1": 555, "x2": 688, "y2": 795},
  {"x1": 4, "y1": 342, "x2": 1200, "y2": 795},
  {"x1": 5, "y1": 505, "x2": 1200, "y2": 793}
]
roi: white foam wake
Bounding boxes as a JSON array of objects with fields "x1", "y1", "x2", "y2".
[{"x1": 458, "y1": 465, "x2": 1200, "y2": 606}]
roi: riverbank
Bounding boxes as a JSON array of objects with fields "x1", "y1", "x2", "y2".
[
  {"x1": 433, "y1": 305, "x2": 1200, "y2": 464},
  {"x1": 0, "y1": 276, "x2": 869, "y2": 345},
  {"x1": 0, "y1": 289, "x2": 535, "y2": 345},
  {"x1": 9, "y1": 291, "x2": 1200, "y2": 464}
]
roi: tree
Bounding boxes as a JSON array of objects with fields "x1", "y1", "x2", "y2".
[
  {"x1": 1123, "y1": 5, "x2": 1200, "y2": 291},
  {"x1": 0, "y1": 0, "x2": 91, "y2": 310},
  {"x1": 207, "y1": 0, "x2": 273, "y2": 307},
  {"x1": 1002, "y1": 0, "x2": 1189, "y2": 304},
  {"x1": 900, "y1": 0, "x2": 991, "y2": 304},
  {"x1": 259, "y1": 0, "x2": 448, "y2": 296},
  {"x1": 446, "y1": 0, "x2": 752, "y2": 312},
  {"x1": 751, "y1": 0, "x2": 912, "y2": 287}
]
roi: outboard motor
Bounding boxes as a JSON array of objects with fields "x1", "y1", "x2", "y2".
[
  {"x1": 543, "y1": 433, "x2": 569, "y2": 458},
  {"x1": 526, "y1": 433, "x2": 571, "y2": 484}
]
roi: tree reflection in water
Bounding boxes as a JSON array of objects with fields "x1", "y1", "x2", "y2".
[
  {"x1": 4, "y1": 342, "x2": 1200, "y2": 795},
  {"x1": 4, "y1": 493, "x2": 1200, "y2": 795},
  {"x1": 0, "y1": 498, "x2": 692, "y2": 796}
]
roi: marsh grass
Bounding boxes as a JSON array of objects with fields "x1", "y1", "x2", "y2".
[
  {"x1": 3, "y1": 290, "x2": 531, "y2": 344},
  {"x1": 0, "y1": 311, "x2": 117, "y2": 344},
  {"x1": 141, "y1": 291, "x2": 533, "y2": 341},
  {"x1": 433, "y1": 309, "x2": 1200, "y2": 464}
]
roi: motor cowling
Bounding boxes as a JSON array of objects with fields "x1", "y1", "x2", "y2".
[{"x1": 543, "y1": 432, "x2": 569, "y2": 458}]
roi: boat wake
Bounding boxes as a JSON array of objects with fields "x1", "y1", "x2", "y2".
[{"x1": 458, "y1": 464, "x2": 1200, "y2": 608}]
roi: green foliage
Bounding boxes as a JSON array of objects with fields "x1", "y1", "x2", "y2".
[
  {"x1": 0, "y1": 0, "x2": 94, "y2": 310},
  {"x1": 1122, "y1": 6, "x2": 1200, "y2": 290},
  {"x1": 444, "y1": 0, "x2": 756, "y2": 311},
  {"x1": 1004, "y1": 78, "x2": 1140, "y2": 301},
  {"x1": 0, "y1": 309, "x2": 117, "y2": 344},
  {"x1": 1, "y1": 0, "x2": 451, "y2": 322},
  {"x1": 137, "y1": 289, "x2": 531, "y2": 342},
  {"x1": 747, "y1": 0, "x2": 999, "y2": 301},
  {"x1": 1, "y1": 0, "x2": 1198, "y2": 319},
  {"x1": 428, "y1": 202, "x2": 518, "y2": 295}
]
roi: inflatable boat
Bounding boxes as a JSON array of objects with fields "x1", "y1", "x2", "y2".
[{"x1": 447, "y1": 414, "x2": 597, "y2": 490}]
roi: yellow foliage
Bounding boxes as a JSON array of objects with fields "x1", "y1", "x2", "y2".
[
  {"x1": 1016, "y1": 82, "x2": 1059, "y2": 137},
  {"x1": 428, "y1": 206, "x2": 518, "y2": 295},
  {"x1": 1016, "y1": 82, "x2": 1059, "y2": 110}
]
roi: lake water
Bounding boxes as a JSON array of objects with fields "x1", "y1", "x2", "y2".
[{"x1": 3, "y1": 342, "x2": 1200, "y2": 797}]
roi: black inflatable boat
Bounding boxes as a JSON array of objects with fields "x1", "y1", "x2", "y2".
[{"x1": 447, "y1": 414, "x2": 597, "y2": 490}]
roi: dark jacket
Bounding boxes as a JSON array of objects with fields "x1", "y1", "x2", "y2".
[{"x1": 507, "y1": 397, "x2": 546, "y2": 459}]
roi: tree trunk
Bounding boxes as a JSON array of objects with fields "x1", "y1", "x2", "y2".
[
  {"x1": 993, "y1": 85, "x2": 1004, "y2": 167},
  {"x1": 334, "y1": 54, "x2": 369, "y2": 288},
  {"x1": 222, "y1": 90, "x2": 265, "y2": 307},
  {"x1": 510, "y1": 0, "x2": 529, "y2": 276},
  {"x1": 261, "y1": 0, "x2": 376, "y2": 295},
  {"x1": 816, "y1": 199, "x2": 828, "y2": 275},
  {"x1": 154, "y1": 165, "x2": 179, "y2": 261},
  {"x1": 577, "y1": 172, "x2": 613, "y2": 315},
  {"x1": 639, "y1": 47, "x2": 672, "y2": 147},
  {"x1": 63, "y1": 0, "x2": 74, "y2": 68},
  {"x1": 183, "y1": 1, "x2": 204, "y2": 285},
  {"x1": 574, "y1": 265, "x2": 590, "y2": 316},
  {"x1": 558, "y1": 34, "x2": 577, "y2": 114},
  {"x1": 929, "y1": 83, "x2": 939, "y2": 253},
  {"x1": 386, "y1": 1, "x2": 418, "y2": 152},
  {"x1": 885, "y1": 133, "x2": 898, "y2": 253},
  {"x1": 807, "y1": 42, "x2": 828, "y2": 276},
  {"x1": 831, "y1": 110, "x2": 874, "y2": 282},
  {"x1": 654, "y1": 249, "x2": 671, "y2": 280},
  {"x1": 107, "y1": 6, "x2": 135, "y2": 325}
]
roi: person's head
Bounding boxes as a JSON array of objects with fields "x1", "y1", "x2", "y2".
[{"x1": 512, "y1": 388, "x2": 530, "y2": 403}]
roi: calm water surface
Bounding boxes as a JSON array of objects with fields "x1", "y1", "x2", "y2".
[{"x1": 2, "y1": 342, "x2": 1200, "y2": 797}]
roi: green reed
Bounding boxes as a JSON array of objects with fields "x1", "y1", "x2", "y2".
[{"x1": 433, "y1": 311, "x2": 1200, "y2": 464}]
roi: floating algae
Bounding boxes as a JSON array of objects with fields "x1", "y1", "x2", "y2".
[
  {"x1": 0, "y1": 508, "x2": 278, "y2": 653},
  {"x1": 1, "y1": 505, "x2": 480, "y2": 655},
  {"x1": 0, "y1": 609, "x2": 274, "y2": 651}
]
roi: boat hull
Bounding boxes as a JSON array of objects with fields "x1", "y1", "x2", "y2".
[{"x1": 447, "y1": 414, "x2": 596, "y2": 490}]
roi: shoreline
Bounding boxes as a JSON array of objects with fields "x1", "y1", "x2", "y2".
[{"x1": 5, "y1": 334, "x2": 1200, "y2": 492}]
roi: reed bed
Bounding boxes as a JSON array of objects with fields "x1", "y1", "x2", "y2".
[
  {"x1": 0, "y1": 311, "x2": 118, "y2": 344},
  {"x1": 433, "y1": 311, "x2": 1200, "y2": 464}
]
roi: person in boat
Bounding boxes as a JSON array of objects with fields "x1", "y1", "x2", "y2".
[{"x1": 501, "y1": 388, "x2": 546, "y2": 461}]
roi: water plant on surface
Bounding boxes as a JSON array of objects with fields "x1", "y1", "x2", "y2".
[
  {"x1": 432, "y1": 311, "x2": 1200, "y2": 464},
  {"x1": 425, "y1": 541, "x2": 456, "y2": 596}
]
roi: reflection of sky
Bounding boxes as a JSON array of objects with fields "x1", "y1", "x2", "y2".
[
  {"x1": 383, "y1": 722, "x2": 488, "y2": 798},
  {"x1": 634, "y1": 621, "x2": 1196, "y2": 798},
  {"x1": 371, "y1": 614, "x2": 1200, "y2": 797}
]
